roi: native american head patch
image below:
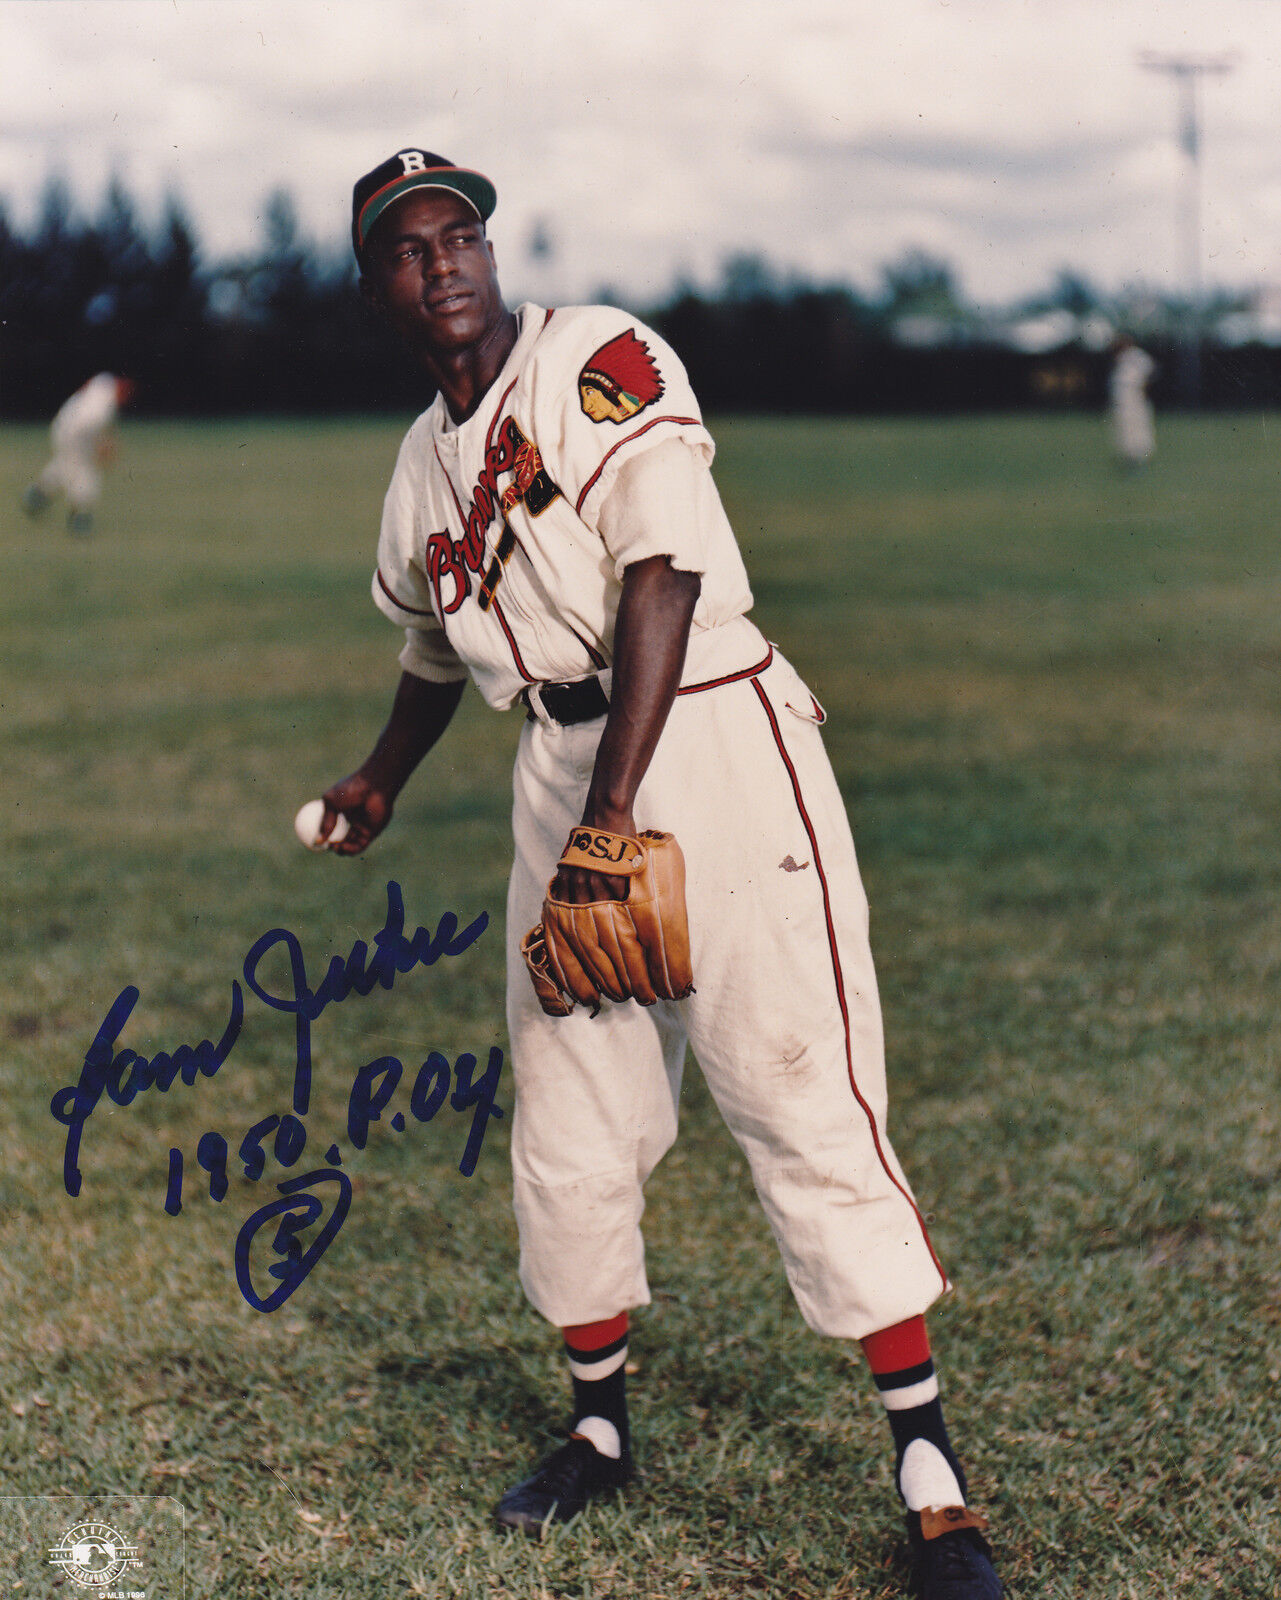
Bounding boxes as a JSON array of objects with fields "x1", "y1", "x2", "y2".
[{"x1": 578, "y1": 329, "x2": 665, "y2": 424}]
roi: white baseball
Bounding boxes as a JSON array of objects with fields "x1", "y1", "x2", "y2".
[{"x1": 294, "y1": 799, "x2": 350, "y2": 851}]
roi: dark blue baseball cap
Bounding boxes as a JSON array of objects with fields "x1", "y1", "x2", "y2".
[{"x1": 351, "y1": 149, "x2": 497, "y2": 261}]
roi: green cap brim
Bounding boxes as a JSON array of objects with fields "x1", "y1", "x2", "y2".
[{"x1": 357, "y1": 169, "x2": 497, "y2": 251}]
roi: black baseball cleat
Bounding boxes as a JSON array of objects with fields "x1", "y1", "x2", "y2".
[
  {"x1": 906, "y1": 1507, "x2": 1003, "y2": 1599},
  {"x1": 494, "y1": 1435, "x2": 633, "y2": 1537}
]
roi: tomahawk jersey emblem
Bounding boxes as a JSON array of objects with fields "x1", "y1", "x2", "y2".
[{"x1": 578, "y1": 329, "x2": 665, "y2": 424}]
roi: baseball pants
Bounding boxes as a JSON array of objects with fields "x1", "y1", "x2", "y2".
[
  {"x1": 36, "y1": 446, "x2": 101, "y2": 512},
  {"x1": 505, "y1": 634, "x2": 949, "y2": 1340}
]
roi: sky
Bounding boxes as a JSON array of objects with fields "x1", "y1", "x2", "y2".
[{"x1": 3, "y1": 0, "x2": 1280, "y2": 309}]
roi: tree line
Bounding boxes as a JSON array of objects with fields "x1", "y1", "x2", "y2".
[
  {"x1": 2, "y1": 178, "x2": 1275, "y2": 418},
  {"x1": 0, "y1": 179, "x2": 424, "y2": 417}
]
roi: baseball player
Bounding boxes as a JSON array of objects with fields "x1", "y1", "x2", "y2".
[
  {"x1": 318, "y1": 149, "x2": 1003, "y2": 1599},
  {"x1": 22, "y1": 372, "x2": 134, "y2": 536},
  {"x1": 1108, "y1": 336, "x2": 1156, "y2": 472}
]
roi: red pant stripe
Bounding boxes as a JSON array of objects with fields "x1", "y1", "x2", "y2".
[{"x1": 749, "y1": 676, "x2": 948, "y2": 1290}]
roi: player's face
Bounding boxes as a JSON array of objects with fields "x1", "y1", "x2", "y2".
[{"x1": 361, "y1": 191, "x2": 505, "y2": 354}]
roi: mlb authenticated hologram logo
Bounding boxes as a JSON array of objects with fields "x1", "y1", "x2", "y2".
[
  {"x1": 47, "y1": 1519, "x2": 144, "y2": 1591},
  {"x1": 1, "y1": 1496, "x2": 177, "y2": 1598}
]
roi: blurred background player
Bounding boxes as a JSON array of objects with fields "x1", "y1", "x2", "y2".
[
  {"x1": 1108, "y1": 336, "x2": 1156, "y2": 473},
  {"x1": 21, "y1": 372, "x2": 135, "y2": 536}
]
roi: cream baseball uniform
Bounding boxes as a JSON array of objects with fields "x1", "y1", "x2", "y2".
[
  {"x1": 373, "y1": 303, "x2": 948, "y2": 1339},
  {"x1": 1109, "y1": 345, "x2": 1156, "y2": 466},
  {"x1": 34, "y1": 373, "x2": 121, "y2": 511}
]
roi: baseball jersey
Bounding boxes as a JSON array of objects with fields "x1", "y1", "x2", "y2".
[
  {"x1": 1109, "y1": 346, "x2": 1155, "y2": 405},
  {"x1": 372, "y1": 304, "x2": 755, "y2": 711},
  {"x1": 52, "y1": 374, "x2": 120, "y2": 448}
]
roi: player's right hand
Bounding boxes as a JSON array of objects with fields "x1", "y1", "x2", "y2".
[{"x1": 319, "y1": 771, "x2": 394, "y2": 856}]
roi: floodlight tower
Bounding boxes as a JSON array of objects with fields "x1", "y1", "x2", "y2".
[{"x1": 1139, "y1": 51, "x2": 1234, "y2": 402}]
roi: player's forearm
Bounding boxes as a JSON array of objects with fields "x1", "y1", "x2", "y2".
[
  {"x1": 362, "y1": 671, "x2": 465, "y2": 797},
  {"x1": 582, "y1": 556, "x2": 701, "y2": 832}
]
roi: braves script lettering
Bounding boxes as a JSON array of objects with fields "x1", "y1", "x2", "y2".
[{"x1": 426, "y1": 415, "x2": 523, "y2": 614}]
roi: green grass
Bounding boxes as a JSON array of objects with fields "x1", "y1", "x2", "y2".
[{"x1": 2, "y1": 413, "x2": 1279, "y2": 1597}]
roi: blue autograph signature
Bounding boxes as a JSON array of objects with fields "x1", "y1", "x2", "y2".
[
  {"x1": 49, "y1": 883, "x2": 504, "y2": 1311},
  {"x1": 235, "y1": 1169, "x2": 355, "y2": 1314}
]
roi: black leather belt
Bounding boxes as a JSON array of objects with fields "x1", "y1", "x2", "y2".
[{"x1": 522, "y1": 676, "x2": 610, "y2": 726}]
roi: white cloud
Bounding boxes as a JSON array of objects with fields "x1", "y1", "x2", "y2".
[{"x1": 1, "y1": 0, "x2": 1279, "y2": 301}]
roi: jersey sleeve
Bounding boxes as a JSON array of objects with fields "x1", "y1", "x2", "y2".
[
  {"x1": 527, "y1": 310, "x2": 716, "y2": 533},
  {"x1": 371, "y1": 423, "x2": 469, "y2": 684},
  {"x1": 596, "y1": 436, "x2": 721, "y2": 579}
]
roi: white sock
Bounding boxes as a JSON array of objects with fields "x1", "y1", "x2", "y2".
[
  {"x1": 572, "y1": 1414, "x2": 621, "y2": 1459},
  {"x1": 899, "y1": 1437, "x2": 965, "y2": 1512}
]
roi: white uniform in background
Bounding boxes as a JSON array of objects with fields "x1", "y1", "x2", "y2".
[
  {"x1": 373, "y1": 303, "x2": 949, "y2": 1338},
  {"x1": 1109, "y1": 345, "x2": 1156, "y2": 469},
  {"x1": 25, "y1": 374, "x2": 125, "y2": 532}
]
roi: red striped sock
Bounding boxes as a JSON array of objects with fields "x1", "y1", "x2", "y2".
[
  {"x1": 563, "y1": 1312, "x2": 629, "y2": 1358},
  {"x1": 861, "y1": 1314, "x2": 932, "y2": 1376},
  {"x1": 562, "y1": 1313, "x2": 630, "y2": 1458},
  {"x1": 860, "y1": 1316, "x2": 966, "y2": 1509}
]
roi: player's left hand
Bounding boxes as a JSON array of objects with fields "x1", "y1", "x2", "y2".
[
  {"x1": 526, "y1": 824, "x2": 695, "y2": 1015},
  {"x1": 550, "y1": 806, "x2": 633, "y2": 902}
]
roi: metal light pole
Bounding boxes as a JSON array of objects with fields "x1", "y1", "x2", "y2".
[{"x1": 1139, "y1": 51, "x2": 1234, "y2": 404}]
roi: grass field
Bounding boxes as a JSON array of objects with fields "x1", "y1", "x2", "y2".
[{"x1": 2, "y1": 411, "x2": 1279, "y2": 1598}]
